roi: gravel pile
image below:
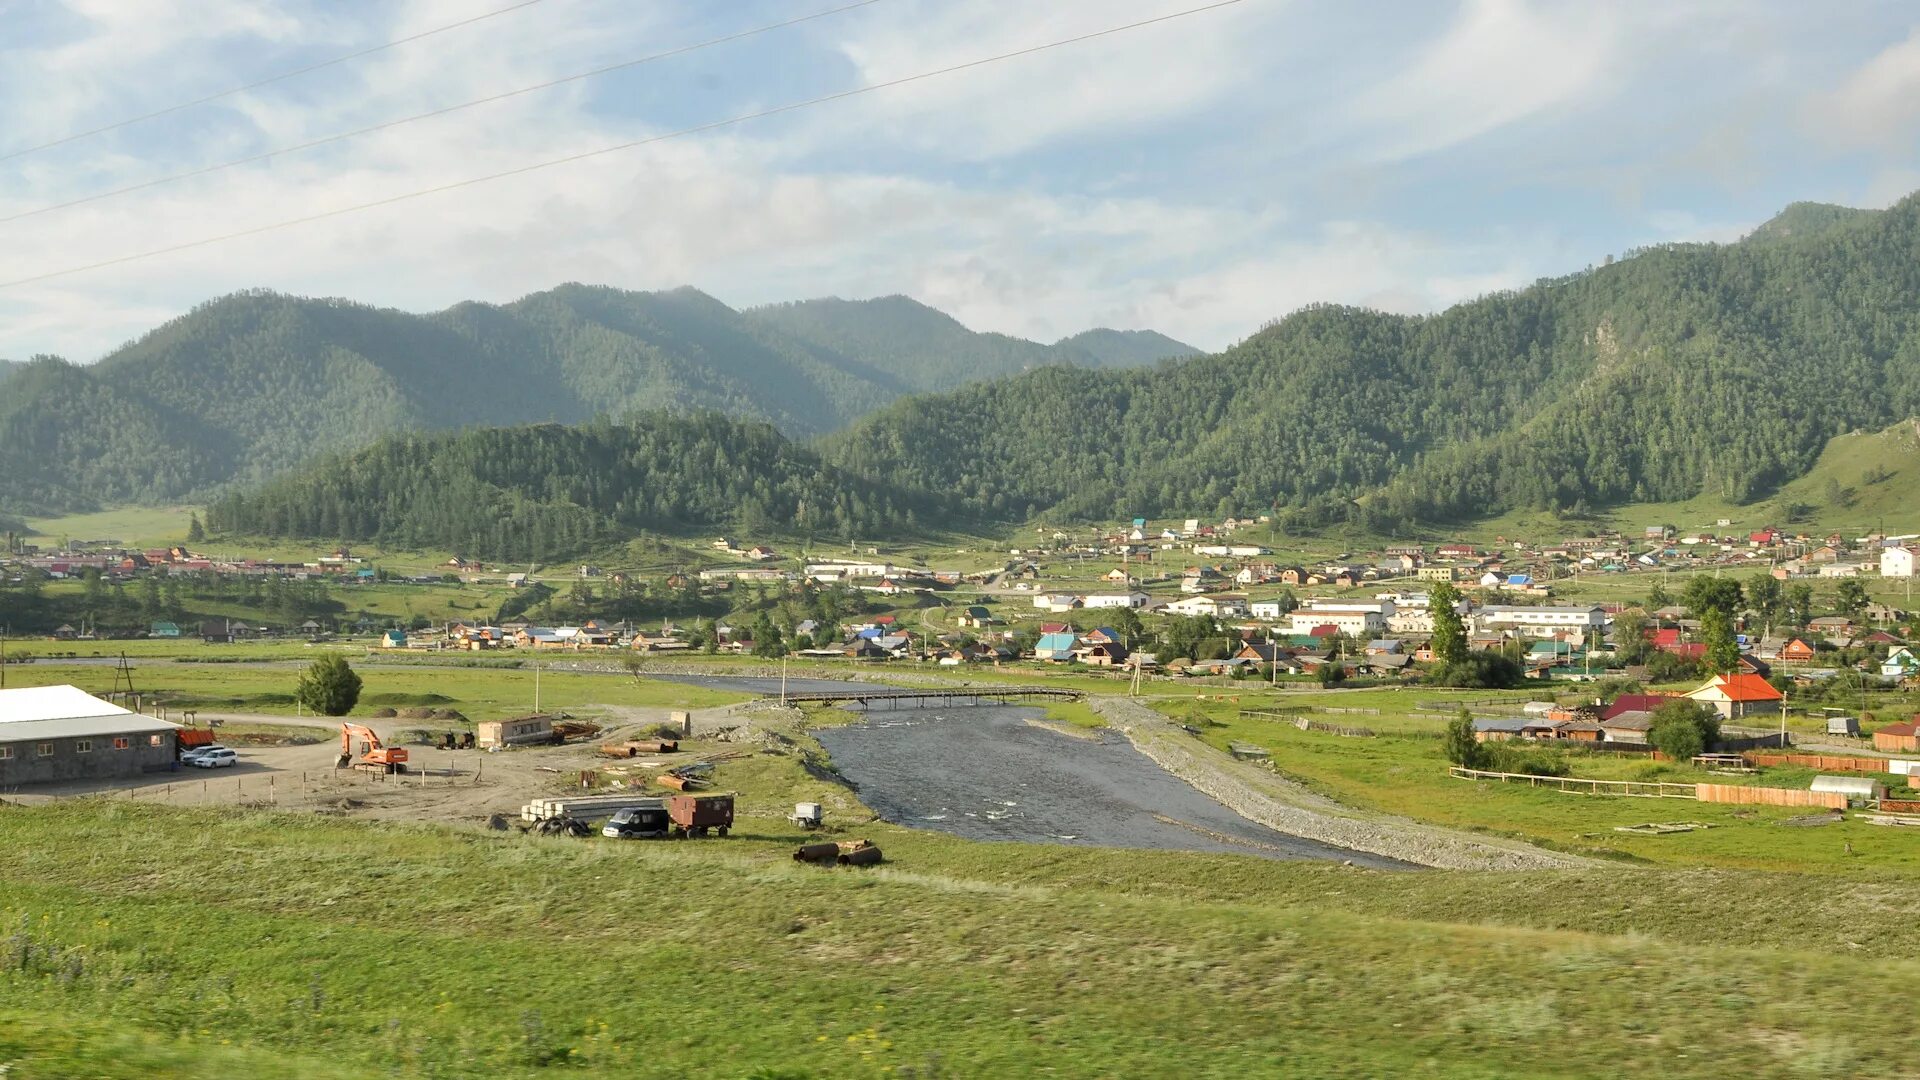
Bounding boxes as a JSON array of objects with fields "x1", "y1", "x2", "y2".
[{"x1": 1093, "y1": 698, "x2": 1591, "y2": 871}]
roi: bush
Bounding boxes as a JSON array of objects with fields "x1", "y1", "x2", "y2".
[
  {"x1": 1443, "y1": 710, "x2": 1488, "y2": 768},
  {"x1": 1647, "y1": 700, "x2": 1721, "y2": 760},
  {"x1": 1427, "y1": 652, "x2": 1524, "y2": 689},
  {"x1": 1482, "y1": 743, "x2": 1571, "y2": 777}
]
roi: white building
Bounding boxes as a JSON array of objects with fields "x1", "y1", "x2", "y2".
[
  {"x1": 1031, "y1": 593, "x2": 1083, "y2": 613},
  {"x1": 1250, "y1": 599, "x2": 1290, "y2": 620},
  {"x1": 1474, "y1": 605, "x2": 1605, "y2": 638},
  {"x1": 1081, "y1": 592, "x2": 1150, "y2": 610},
  {"x1": 1287, "y1": 600, "x2": 1391, "y2": 637},
  {"x1": 1194, "y1": 544, "x2": 1268, "y2": 558},
  {"x1": 1165, "y1": 595, "x2": 1250, "y2": 619},
  {"x1": 1883, "y1": 546, "x2": 1915, "y2": 578}
]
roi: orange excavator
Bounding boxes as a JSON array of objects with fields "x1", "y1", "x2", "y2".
[{"x1": 337, "y1": 723, "x2": 410, "y2": 774}]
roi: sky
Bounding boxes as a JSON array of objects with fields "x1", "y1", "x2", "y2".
[{"x1": 2, "y1": 0, "x2": 1919, "y2": 361}]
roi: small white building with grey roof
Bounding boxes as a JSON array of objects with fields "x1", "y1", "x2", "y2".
[{"x1": 0, "y1": 685, "x2": 180, "y2": 787}]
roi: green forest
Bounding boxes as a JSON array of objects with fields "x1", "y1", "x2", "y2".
[
  {"x1": 824, "y1": 195, "x2": 1920, "y2": 529},
  {"x1": 203, "y1": 413, "x2": 951, "y2": 561},
  {"x1": 0, "y1": 286, "x2": 1189, "y2": 514}
]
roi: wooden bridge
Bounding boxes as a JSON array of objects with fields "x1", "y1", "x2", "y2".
[{"x1": 776, "y1": 687, "x2": 1084, "y2": 706}]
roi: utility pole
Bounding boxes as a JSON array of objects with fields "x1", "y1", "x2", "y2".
[
  {"x1": 533, "y1": 661, "x2": 541, "y2": 714},
  {"x1": 781, "y1": 656, "x2": 789, "y2": 707}
]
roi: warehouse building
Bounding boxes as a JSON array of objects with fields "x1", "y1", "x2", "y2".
[{"x1": 0, "y1": 685, "x2": 180, "y2": 786}]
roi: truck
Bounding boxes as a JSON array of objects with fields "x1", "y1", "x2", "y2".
[{"x1": 666, "y1": 792, "x2": 734, "y2": 838}]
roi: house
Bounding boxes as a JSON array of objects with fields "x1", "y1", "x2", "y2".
[
  {"x1": 148, "y1": 621, "x2": 182, "y2": 639},
  {"x1": 1034, "y1": 632, "x2": 1081, "y2": 662},
  {"x1": 1033, "y1": 593, "x2": 1083, "y2": 613},
  {"x1": 1165, "y1": 595, "x2": 1249, "y2": 619},
  {"x1": 0, "y1": 685, "x2": 180, "y2": 786},
  {"x1": 1600, "y1": 694, "x2": 1671, "y2": 721},
  {"x1": 1079, "y1": 641, "x2": 1131, "y2": 667},
  {"x1": 1780, "y1": 637, "x2": 1818, "y2": 663},
  {"x1": 1082, "y1": 592, "x2": 1150, "y2": 609},
  {"x1": 1598, "y1": 711, "x2": 1656, "y2": 744},
  {"x1": 957, "y1": 606, "x2": 995, "y2": 628},
  {"x1": 1103, "y1": 567, "x2": 1133, "y2": 583},
  {"x1": 1881, "y1": 647, "x2": 1920, "y2": 680},
  {"x1": 1685, "y1": 673, "x2": 1784, "y2": 720},
  {"x1": 1472, "y1": 717, "x2": 1528, "y2": 742},
  {"x1": 1874, "y1": 720, "x2": 1920, "y2": 754},
  {"x1": 1884, "y1": 547, "x2": 1916, "y2": 578}
]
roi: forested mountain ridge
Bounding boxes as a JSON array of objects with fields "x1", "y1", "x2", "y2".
[
  {"x1": 0, "y1": 285, "x2": 1191, "y2": 513},
  {"x1": 824, "y1": 192, "x2": 1920, "y2": 529},
  {"x1": 204, "y1": 413, "x2": 951, "y2": 562}
]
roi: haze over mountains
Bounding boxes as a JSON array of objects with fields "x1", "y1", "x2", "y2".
[
  {"x1": 190, "y1": 193, "x2": 1920, "y2": 556},
  {"x1": 0, "y1": 286, "x2": 1195, "y2": 513}
]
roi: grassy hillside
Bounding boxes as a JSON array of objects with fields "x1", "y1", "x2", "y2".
[
  {"x1": 2, "y1": 801, "x2": 1917, "y2": 1078},
  {"x1": 826, "y1": 191, "x2": 1920, "y2": 529},
  {"x1": 0, "y1": 287, "x2": 1182, "y2": 514}
]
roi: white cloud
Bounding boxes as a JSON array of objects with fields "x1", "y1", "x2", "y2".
[
  {"x1": 1337, "y1": 0, "x2": 1622, "y2": 162},
  {"x1": 1803, "y1": 26, "x2": 1920, "y2": 151},
  {"x1": 810, "y1": 0, "x2": 1285, "y2": 160}
]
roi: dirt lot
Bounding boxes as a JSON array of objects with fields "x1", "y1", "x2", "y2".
[{"x1": 0, "y1": 703, "x2": 757, "y2": 827}]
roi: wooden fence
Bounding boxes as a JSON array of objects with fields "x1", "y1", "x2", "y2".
[
  {"x1": 1447, "y1": 766, "x2": 1696, "y2": 798},
  {"x1": 1695, "y1": 783, "x2": 1846, "y2": 809},
  {"x1": 1448, "y1": 767, "x2": 1849, "y2": 808},
  {"x1": 1745, "y1": 752, "x2": 1898, "y2": 774}
]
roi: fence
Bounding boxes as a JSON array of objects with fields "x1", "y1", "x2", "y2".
[
  {"x1": 1745, "y1": 752, "x2": 1900, "y2": 774},
  {"x1": 1449, "y1": 766, "x2": 1850, "y2": 808},
  {"x1": 27, "y1": 759, "x2": 489, "y2": 811},
  {"x1": 1695, "y1": 783, "x2": 1846, "y2": 809},
  {"x1": 1446, "y1": 766, "x2": 1697, "y2": 798}
]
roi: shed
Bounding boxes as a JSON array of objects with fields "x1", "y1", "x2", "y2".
[
  {"x1": 476, "y1": 715, "x2": 555, "y2": 749},
  {"x1": 1472, "y1": 717, "x2": 1527, "y2": 742},
  {"x1": 1809, "y1": 775, "x2": 1884, "y2": 805}
]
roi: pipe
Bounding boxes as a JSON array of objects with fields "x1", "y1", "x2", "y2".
[
  {"x1": 793, "y1": 842, "x2": 840, "y2": 864},
  {"x1": 837, "y1": 846, "x2": 883, "y2": 867}
]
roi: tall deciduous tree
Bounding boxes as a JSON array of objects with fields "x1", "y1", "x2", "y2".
[{"x1": 1429, "y1": 581, "x2": 1467, "y2": 665}]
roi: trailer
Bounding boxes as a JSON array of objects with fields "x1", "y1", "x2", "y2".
[{"x1": 666, "y1": 792, "x2": 734, "y2": 837}]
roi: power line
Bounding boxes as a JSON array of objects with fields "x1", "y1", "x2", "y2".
[
  {"x1": 0, "y1": 0, "x2": 1247, "y2": 291},
  {"x1": 0, "y1": 0, "x2": 553, "y2": 163},
  {"x1": 1, "y1": 0, "x2": 888, "y2": 225}
]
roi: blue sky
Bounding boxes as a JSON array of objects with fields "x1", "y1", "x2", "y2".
[{"x1": 2, "y1": 0, "x2": 1919, "y2": 361}]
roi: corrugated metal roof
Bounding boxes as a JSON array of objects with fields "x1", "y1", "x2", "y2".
[
  {"x1": 0, "y1": 685, "x2": 132, "y2": 724},
  {"x1": 0, "y1": 685, "x2": 178, "y2": 741}
]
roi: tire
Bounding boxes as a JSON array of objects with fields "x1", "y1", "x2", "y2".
[{"x1": 718, "y1": 826, "x2": 729, "y2": 837}]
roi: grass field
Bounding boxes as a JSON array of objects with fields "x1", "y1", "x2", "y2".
[
  {"x1": 0, "y1": 659, "x2": 748, "y2": 723},
  {"x1": 3, "y1": 800, "x2": 1920, "y2": 1078},
  {"x1": 1154, "y1": 687, "x2": 1920, "y2": 874}
]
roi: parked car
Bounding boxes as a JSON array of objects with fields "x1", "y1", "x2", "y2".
[
  {"x1": 179, "y1": 744, "x2": 228, "y2": 765},
  {"x1": 600, "y1": 801, "x2": 670, "y2": 839},
  {"x1": 190, "y1": 748, "x2": 238, "y2": 769}
]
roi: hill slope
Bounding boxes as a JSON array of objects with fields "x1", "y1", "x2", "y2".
[
  {"x1": 823, "y1": 192, "x2": 1920, "y2": 529},
  {"x1": 0, "y1": 286, "x2": 1189, "y2": 513},
  {"x1": 204, "y1": 412, "x2": 949, "y2": 561}
]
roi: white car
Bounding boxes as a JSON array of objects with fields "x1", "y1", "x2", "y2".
[
  {"x1": 189, "y1": 748, "x2": 238, "y2": 769},
  {"x1": 179, "y1": 744, "x2": 228, "y2": 765}
]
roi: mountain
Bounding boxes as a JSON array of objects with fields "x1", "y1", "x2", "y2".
[
  {"x1": 205, "y1": 412, "x2": 950, "y2": 562},
  {"x1": 743, "y1": 295, "x2": 1194, "y2": 392},
  {"x1": 1744, "y1": 201, "x2": 1882, "y2": 244},
  {"x1": 1053, "y1": 328, "x2": 1200, "y2": 366},
  {"x1": 0, "y1": 286, "x2": 1190, "y2": 513},
  {"x1": 823, "y1": 193, "x2": 1920, "y2": 530}
]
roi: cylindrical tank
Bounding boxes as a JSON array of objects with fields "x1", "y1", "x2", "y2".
[{"x1": 837, "y1": 845, "x2": 883, "y2": 867}]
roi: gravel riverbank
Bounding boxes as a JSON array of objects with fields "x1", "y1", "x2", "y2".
[{"x1": 1094, "y1": 697, "x2": 1592, "y2": 870}]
